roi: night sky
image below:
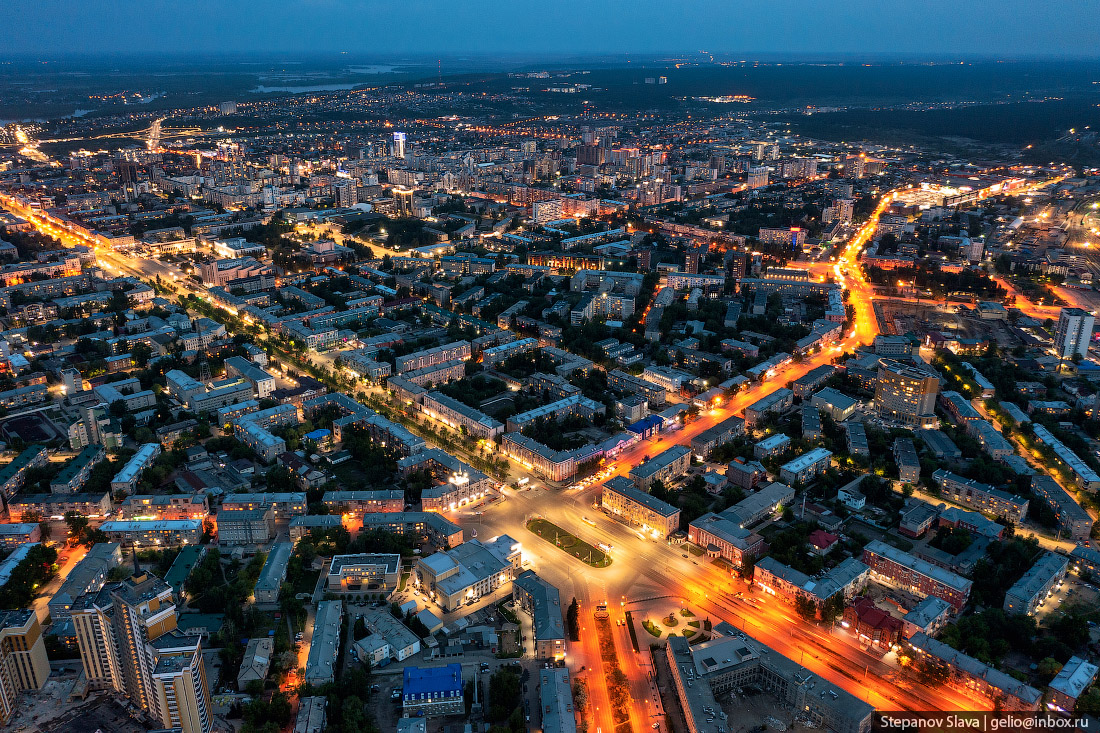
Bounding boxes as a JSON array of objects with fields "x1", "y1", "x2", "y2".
[{"x1": 4, "y1": 0, "x2": 1098, "y2": 58}]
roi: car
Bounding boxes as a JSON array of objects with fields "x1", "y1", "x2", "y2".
[{"x1": 391, "y1": 690, "x2": 402, "y2": 700}]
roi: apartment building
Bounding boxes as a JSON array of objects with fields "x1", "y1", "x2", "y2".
[
  {"x1": 71, "y1": 573, "x2": 213, "y2": 732},
  {"x1": 512, "y1": 570, "x2": 567, "y2": 661},
  {"x1": 397, "y1": 449, "x2": 496, "y2": 513},
  {"x1": 861, "y1": 540, "x2": 972, "y2": 610},
  {"x1": 8, "y1": 492, "x2": 113, "y2": 519},
  {"x1": 690, "y1": 415, "x2": 746, "y2": 457},
  {"x1": 907, "y1": 633, "x2": 1041, "y2": 711},
  {"x1": 0, "y1": 610, "x2": 51, "y2": 725},
  {"x1": 1003, "y1": 552, "x2": 1068, "y2": 616},
  {"x1": 216, "y1": 506, "x2": 275, "y2": 546},
  {"x1": 50, "y1": 444, "x2": 106, "y2": 494},
  {"x1": 601, "y1": 476, "x2": 681, "y2": 538},
  {"x1": 48, "y1": 542, "x2": 122, "y2": 622},
  {"x1": 99, "y1": 520, "x2": 203, "y2": 547},
  {"x1": 874, "y1": 359, "x2": 940, "y2": 428},
  {"x1": 359, "y1": 512, "x2": 464, "y2": 549},
  {"x1": 322, "y1": 490, "x2": 404, "y2": 515},
  {"x1": 893, "y1": 438, "x2": 921, "y2": 483},
  {"x1": 0, "y1": 444, "x2": 48, "y2": 500},
  {"x1": 1030, "y1": 475, "x2": 1094, "y2": 542},
  {"x1": 629, "y1": 445, "x2": 691, "y2": 490},
  {"x1": 396, "y1": 341, "x2": 471, "y2": 373},
  {"x1": 221, "y1": 492, "x2": 307, "y2": 518},
  {"x1": 421, "y1": 391, "x2": 504, "y2": 440},
  {"x1": 754, "y1": 556, "x2": 870, "y2": 612},
  {"x1": 931, "y1": 469, "x2": 1029, "y2": 523},
  {"x1": 744, "y1": 388, "x2": 793, "y2": 427},
  {"x1": 779, "y1": 448, "x2": 832, "y2": 485}
]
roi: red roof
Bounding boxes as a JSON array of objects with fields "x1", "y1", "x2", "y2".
[
  {"x1": 849, "y1": 597, "x2": 903, "y2": 632},
  {"x1": 808, "y1": 529, "x2": 839, "y2": 550}
]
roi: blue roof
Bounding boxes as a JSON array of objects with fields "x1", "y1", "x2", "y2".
[
  {"x1": 403, "y1": 663, "x2": 463, "y2": 697},
  {"x1": 626, "y1": 415, "x2": 663, "y2": 434},
  {"x1": 304, "y1": 429, "x2": 331, "y2": 441}
]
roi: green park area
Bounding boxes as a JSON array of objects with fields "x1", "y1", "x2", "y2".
[{"x1": 526, "y1": 518, "x2": 611, "y2": 567}]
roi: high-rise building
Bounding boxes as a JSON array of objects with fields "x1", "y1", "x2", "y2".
[
  {"x1": 333, "y1": 179, "x2": 357, "y2": 208},
  {"x1": 72, "y1": 573, "x2": 212, "y2": 733},
  {"x1": 392, "y1": 131, "x2": 407, "y2": 159},
  {"x1": 0, "y1": 610, "x2": 50, "y2": 724},
  {"x1": 874, "y1": 359, "x2": 940, "y2": 428},
  {"x1": 532, "y1": 199, "x2": 563, "y2": 224},
  {"x1": 823, "y1": 198, "x2": 854, "y2": 225},
  {"x1": 748, "y1": 166, "x2": 769, "y2": 189},
  {"x1": 392, "y1": 187, "x2": 414, "y2": 218},
  {"x1": 1055, "y1": 308, "x2": 1095, "y2": 361},
  {"x1": 218, "y1": 101, "x2": 237, "y2": 116}
]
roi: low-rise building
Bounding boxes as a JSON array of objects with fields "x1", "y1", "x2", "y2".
[
  {"x1": 1048, "y1": 656, "x2": 1100, "y2": 713},
  {"x1": 931, "y1": 469, "x2": 1029, "y2": 523},
  {"x1": 601, "y1": 476, "x2": 681, "y2": 538},
  {"x1": 253, "y1": 541, "x2": 293, "y2": 604},
  {"x1": 402, "y1": 664, "x2": 464, "y2": 718},
  {"x1": 512, "y1": 570, "x2": 567, "y2": 661},
  {"x1": 1031, "y1": 475, "x2": 1094, "y2": 542},
  {"x1": 811, "y1": 387, "x2": 858, "y2": 421},
  {"x1": 414, "y1": 535, "x2": 522, "y2": 612},
  {"x1": 217, "y1": 505, "x2": 275, "y2": 546},
  {"x1": 237, "y1": 637, "x2": 273, "y2": 690},
  {"x1": 327, "y1": 553, "x2": 401, "y2": 594},
  {"x1": 629, "y1": 445, "x2": 691, "y2": 490},
  {"x1": 305, "y1": 601, "x2": 342, "y2": 686},
  {"x1": 779, "y1": 448, "x2": 832, "y2": 485},
  {"x1": 1002, "y1": 551, "x2": 1068, "y2": 615},
  {"x1": 842, "y1": 596, "x2": 903, "y2": 649},
  {"x1": 687, "y1": 512, "x2": 765, "y2": 569},
  {"x1": 907, "y1": 632, "x2": 1041, "y2": 711},
  {"x1": 744, "y1": 388, "x2": 793, "y2": 427},
  {"x1": 861, "y1": 540, "x2": 972, "y2": 610},
  {"x1": 99, "y1": 519, "x2": 202, "y2": 546},
  {"x1": 359, "y1": 512, "x2": 464, "y2": 548}
]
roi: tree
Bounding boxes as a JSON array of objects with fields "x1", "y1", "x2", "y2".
[
  {"x1": 794, "y1": 596, "x2": 817, "y2": 621},
  {"x1": 1036, "y1": 657, "x2": 1063, "y2": 683},
  {"x1": 64, "y1": 511, "x2": 89, "y2": 545},
  {"x1": 567, "y1": 597, "x2": 580, "y2": 641}
]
